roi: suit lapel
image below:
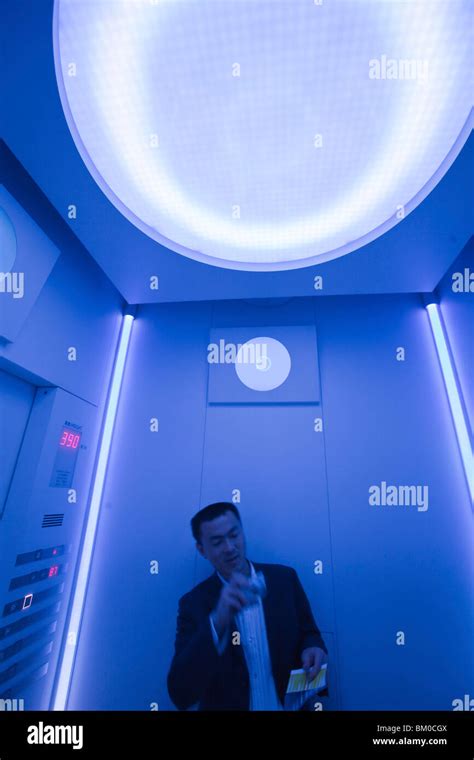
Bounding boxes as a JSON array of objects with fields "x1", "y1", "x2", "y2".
[
  {"x1": 203, "y1": 570, "x2": 223, "y2": 610},
  {"x1": 203, "y1": 569, "x2": 248, "y2": 671}
]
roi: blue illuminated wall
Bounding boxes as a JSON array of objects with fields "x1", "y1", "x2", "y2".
[
  {"x1": 0, "y1": 146, "x2": 124, "y2": 405},
  {"x1": 67, "y1": 294, "x2": 472, "y2": 711},
  {"x1": 0, "y1": 146, "x2": 124, "y2": 708},
  {"x1": 437, "y1": 240, "x2": 474, "y2": 441},
  {"x1": 316, "y1": 292, "x2": 472, "y2": 709}
]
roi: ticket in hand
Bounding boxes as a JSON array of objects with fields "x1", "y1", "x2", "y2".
[{"x1": 286, "y1": 663, "x2": 327, "y2": 694}]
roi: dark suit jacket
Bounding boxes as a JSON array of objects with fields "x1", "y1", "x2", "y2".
[{"x1": 167, "y1": 561, "x2": 327, "y2": 710}]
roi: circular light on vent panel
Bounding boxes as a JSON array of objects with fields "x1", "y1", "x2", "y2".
[
  {"x1": 53, "y1": 0, "x2": 472, "y2": 271},
  {"x1": 235, "y1": 338, "x2": 291, "y2": 391}
]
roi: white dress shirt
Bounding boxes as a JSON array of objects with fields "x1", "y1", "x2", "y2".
[{"x1": 209, "y1": 560, "x2": 283, "y2": 711}]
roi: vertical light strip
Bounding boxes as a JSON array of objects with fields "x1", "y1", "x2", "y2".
[
  {"x1": 426, "y1": 302, "x2": 473, "y2": 505},
  {"x1": 52, "y1": 311, "x2": 135, "y2": 710}
]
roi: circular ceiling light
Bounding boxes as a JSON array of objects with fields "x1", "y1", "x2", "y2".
[{"x1": 54, "y1": 0, "x2": 472, "y2": 271}]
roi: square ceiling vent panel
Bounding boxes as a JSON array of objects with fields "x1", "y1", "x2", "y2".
[{"x1": 207, "y1": 325, "x2": 320, "y2": 403}]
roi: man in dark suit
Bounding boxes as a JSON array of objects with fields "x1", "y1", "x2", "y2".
[{"x1": 167, "y1": 502, "x2": 328, "y2": 710}]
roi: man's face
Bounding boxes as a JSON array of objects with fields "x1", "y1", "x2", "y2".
[{"x1": 196, "y1": 511, "x2": 247, "y2": 580}]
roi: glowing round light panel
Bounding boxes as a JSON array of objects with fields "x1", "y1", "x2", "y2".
[
  {"x1": 54, "y1": 0, "x2": 472, "y2": 270},
  {"x1": 235, "y1": 338, "x2": 291, "y2": 391}
]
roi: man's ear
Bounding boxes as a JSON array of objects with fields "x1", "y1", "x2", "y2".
[{"x1": 196, "y1": 541, "x2": 206, "y2": 559}]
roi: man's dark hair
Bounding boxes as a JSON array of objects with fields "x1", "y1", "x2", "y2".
[{"x1": 191, "y1": 502, "x2": 242, "y2": 543}]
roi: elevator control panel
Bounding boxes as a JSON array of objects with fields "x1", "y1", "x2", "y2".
[{"x1": 0, "y1": 385, "x2": 99, "y2": 708}]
